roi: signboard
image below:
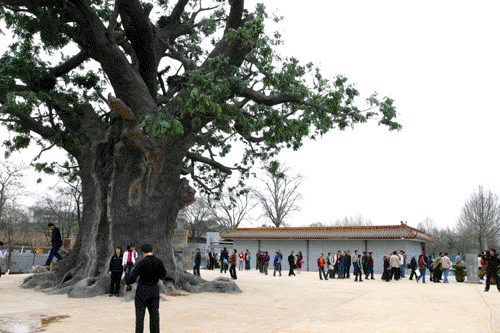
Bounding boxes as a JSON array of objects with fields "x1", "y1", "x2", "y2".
[
  {"x1": 173, "y1": 229, "x2": 188, "y2": 244},
  {"x1": 206, "y1": 232, "x2": 220, "y2": 246},
  {"x1": 466, "y1": 253, "x2": 479, "y2": 283}
]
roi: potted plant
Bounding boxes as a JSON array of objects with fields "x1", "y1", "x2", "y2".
[
  {"x1": 451, "y1": 265, "x2": 466, "y2": 282},
  {"x1": 479, "y1": 267, "x2": 500, "y2": 284}
]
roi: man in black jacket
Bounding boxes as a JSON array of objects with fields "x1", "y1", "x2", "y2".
[
  {"x1": 193, "y1": 248, "x2": 201, "y2": 276},
  {"x1": 288, "y1": 251, "x2": 296, "y2": 276},
  {"x1": 483, "y1": 249, "x2": 500, "y2": 292},
  {"x1": 409, "y1": 254, "x2": 418, "y2": 280},
  {"x1": 345, "y1": 250, "x2": 351, "y2": 278},
  {"x1": 125, "y1": 244, "x2": 167, "y2": 333},
  {"x1": 45, "y1": 223, "x2": 63, "y2": 266}
]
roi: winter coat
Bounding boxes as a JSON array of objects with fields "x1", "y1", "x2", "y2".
[{"x1": 109, "y1": 254, "x2": 123, "y2": 273}]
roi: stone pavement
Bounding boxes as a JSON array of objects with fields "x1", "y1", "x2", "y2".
[{"x1": 0, "y1": 270, "x2": 499, "y2": 332}]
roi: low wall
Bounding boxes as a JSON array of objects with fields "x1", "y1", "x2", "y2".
[{"x1": 1, "y1": 253, "x2": 49, "y2": 273}]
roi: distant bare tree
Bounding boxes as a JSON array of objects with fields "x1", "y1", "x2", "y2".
[
  {"x1": 0, "y1": 203, "x2": 30, "y2": 271},
  {"x1": 181, "y1": 198, "x2": 219, "y2": 243},
  {"x1": 208, "y1": 190, "x2": 257, "y2": 231},
  {"x1": 417, "y1": 216, "x2": 439, "y2": 236},
  {"x1": 332, "y1": 213, "x2": 373, "y2": 226},
  {"x1": 457, "y1": 186, "x2": 500, "y2": 250},
  {"x1": 0, "y1": 161, "x2": 27, "y2": 224},
  {"x1": 308, "y1": 222, "x2": 326, "y2": 227},
  {"x1": 254, "y1": 164, "x2": 303, "y2": 228}
]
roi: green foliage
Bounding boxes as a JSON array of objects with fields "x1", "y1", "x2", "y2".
[
  {"x1": 142, "y1": 114, "x2": 184, "y2": 139},
  {"x1": 0, "y1": 0, "x2": 401, "y2": 197}
]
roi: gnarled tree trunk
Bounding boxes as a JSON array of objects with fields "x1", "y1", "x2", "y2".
[{"x1": 22, "y1": 127, "x2": 202, "y2": 295}]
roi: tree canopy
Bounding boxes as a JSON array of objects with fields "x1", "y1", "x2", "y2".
[{"x1": 0, "y1": 0, "x2": 401, "y2": 197}]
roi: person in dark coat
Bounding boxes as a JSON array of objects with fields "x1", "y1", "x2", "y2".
[
  {"x1": 361, "y1": 252, "x2": 368, "y2": 277},
  {"x1": 409, "y1": 254, "x2": 418, "y2": 280},
  {"x1": 220, "y1": 248, "x2": 229, "y2": 273},
  {"x1": 354, "y1": 254, "x2": 363, "y2": 282},
  {"x1": 193, "y1": 248, "x2": 201, "y2": 276},
  {"x1": 45, "y1": 223, "x2": 63, "y2": 266},
  {"x1": 382, "y1": 253, "x2": 391, "y2": 282},
  {"x1": 288, "y1": 251, "x2": 296, "y2": 276},
  {"x1": 483, "y1": 249, "x2": 500, "y2": 292},
  {"x1": 365, "y1": 252, "x2": 374, "y2": 280},
  {"x1": 125, "y1": 244, "x2": 167, "y2": 333},
  {"x1": 108, "y1": 247, "x2": 123, "y2": 297},
  {"x1": 345, "y1": 250, "x2": 352, "y2": 278}
]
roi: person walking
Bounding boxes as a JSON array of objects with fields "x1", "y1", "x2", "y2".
[
  {"x1": 256, "y1": 250, "x2": 261, "y2": 271},
  {"x1": 263, "y1": 251, "x2": 270, "y2": 275},
  {"x1": 238, "y1": 250, "x2": 245, "y2": 271},
  {"x1": 245, "y1": 250, "x2": 251, "y2": 270},
  {"x1": 44, "y1": 223, "x2": 63, "y2": 267},
  {"x1": 382, "y1": 253, "x2": 391, "y2": 282},
  {"x1": 317, "y1": 253, "x2": 328, "y2": 280},
  {"x1": 0, "y1": 241, "x2": 6, "y2": 278},
  {"x1": 361, "y1": 252, "x2": 368, "y2": 278},
  {"x1": 125, "y1": 244, "x2": 167, "y2": 333},
  {"x1": 432, "y1": 254, "x2": 442, "y2": 283},
  {"x1": 220, "y1": 248, "x2": 229, "y2": 273},
  {"x1": 398, "y1": 250, "x2": 405, "y2": 278},
  {"x1": 416, "y1": 254, "x2": 427, "y2": 283},
  {"x1": 483, "y1": 249, "x2": 500, "y2": 292},
  {"x1": 288, "y1": 251, "x2": 296, "y2": 276},
  {"x1": 209, "y1": 248, "x2": 216, "y2": 270},
  {"x1": 108, "y1": 247, "x2": 123, "y2": 297},
  {"x1": 193, "y1": 248, "x2": 201, "y2": 276},
  {"x1": 205, "y1": 250, "x2": 210, "y2": 270},
  {"x1": 122, "y1": 244, "x2": 138, "y2": 282},
  {"x1": 329, "y1": 252, "x2": 337, "y2": 279},
  {"x1": 427, "y1": 255, "x2": 434, "y2": 282},
  {"x1": 441, "y1": 253, "x2": 451, "y2": 283},
  {"x1": 354, "y1": 254, "x2": 363, "y2": 282},
  {"x1": 366, "y1": 252, "x2": 374, "y2": 280},
  {"x1": 390, "y1": 251, "x2": 400, "y2": 281},
  {"x1": 273, "y1": 251, "x2": 282, "y2": 277},
  {"x1": 333, "y1": 251, "x2": 340, "y2": 278},
  {"x1": 229, "y1": 249, "x2": 238, "y2": 280},
  {"x1": 296, "y1": 251, "x2": 303, "y2": 274},
  {"x1": 409, "y1": 254, "x2": 418, "y2": 280},
  {"x1": 338, "y1": 252, "x2": 345, "y2": 279},
  {"x1": 346, "y1": 250, "x2": 352, "y2": 278}
]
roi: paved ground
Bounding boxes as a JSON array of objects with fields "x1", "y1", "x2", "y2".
[{"x1": 1, "y1": 269, "x2": 499, "y2": 332}]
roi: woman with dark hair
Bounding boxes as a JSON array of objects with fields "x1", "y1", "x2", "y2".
[
  {"x1": 108, "y1": 247, "x2": 123, "y2": 297},
  {"x1": 296, "y1": 251, "x2": 303, "y2": 274},
  {"x1": 122, "y1": 244, "x2": 138, "y2": 282}
]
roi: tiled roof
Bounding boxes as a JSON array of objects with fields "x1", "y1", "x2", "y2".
[{"x1": 220, "y1": 222, "x2": 434, "y2": 242}]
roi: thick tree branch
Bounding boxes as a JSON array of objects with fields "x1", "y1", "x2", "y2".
[
  {"x1": 186, "y1": 152, "x2": 232, "y2": 175},
  {"x1": 52, "y1": 50, "x2": 91, "y2": 78},
  {"x1": 117, "y1": 0, "x2": 157, "y2": 99},
  {"x1": 224, "y1": 0, "x2": 244, "y2": 33}
]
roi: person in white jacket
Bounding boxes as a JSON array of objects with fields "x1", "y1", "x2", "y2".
[
  {"x1": 122, "y1": 244, "x2": 138, "y2": 282},
  {"x1": 0, "y1": 241, "x2": 7, "y2": 278}
]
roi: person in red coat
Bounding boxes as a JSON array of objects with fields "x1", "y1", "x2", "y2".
[
  {"x1": 317, "y1": 253, "x2": 328, "y2": 280},
  {"x1": 229, "y1": 249, "x2": 238, "y2": 280},
  {"x1": 296, "y1": 251, "x2": 303, "y2": 274}
]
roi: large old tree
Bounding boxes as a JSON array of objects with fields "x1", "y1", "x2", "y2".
[{"x1": 0, "y1": 0, "x2": 400, "y2": 293}]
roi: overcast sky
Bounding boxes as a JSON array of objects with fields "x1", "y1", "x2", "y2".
[{"x1": 1, "y1": 1, "x2": 499, "y2": 230}]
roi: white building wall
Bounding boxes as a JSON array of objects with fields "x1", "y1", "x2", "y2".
[
  {"x1": 233, "y1": 238, "x2": 429, "y2": 274},
  {"x1": 308, "y1": 240, "x2": 366, "y2": 272},
  {"x1": 259, "y1": 240, "x2": 307, "y2": 271}
]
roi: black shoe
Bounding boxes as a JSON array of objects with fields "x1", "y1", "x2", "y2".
[
  {"x1": 360, "y1": 280, "x2": 363, "y2": 282},
  {"x1": 108, "y1": 294, "x2": 113, "y2": 297},
  {"x1": 371, "y1": 278, "x2": 375, "y2": 280},
  {"x1": 484, "y1": 289, "x2": 489, "y2": 292},
  {"x1": 115, "y1": 294, "x2": 119, "y2": 297}
]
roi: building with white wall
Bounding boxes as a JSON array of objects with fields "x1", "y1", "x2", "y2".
[{"x1": 220, "y1": 222, "x2": 434, "y2": 274}]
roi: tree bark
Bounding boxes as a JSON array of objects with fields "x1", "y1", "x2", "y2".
[{"x1": 21, "y1": 127, "x2": 201, "y2": 293}]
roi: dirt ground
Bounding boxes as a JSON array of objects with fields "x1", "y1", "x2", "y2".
[{"x1": 1, "y1": 269, "x2": 499, "y2": 333}]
